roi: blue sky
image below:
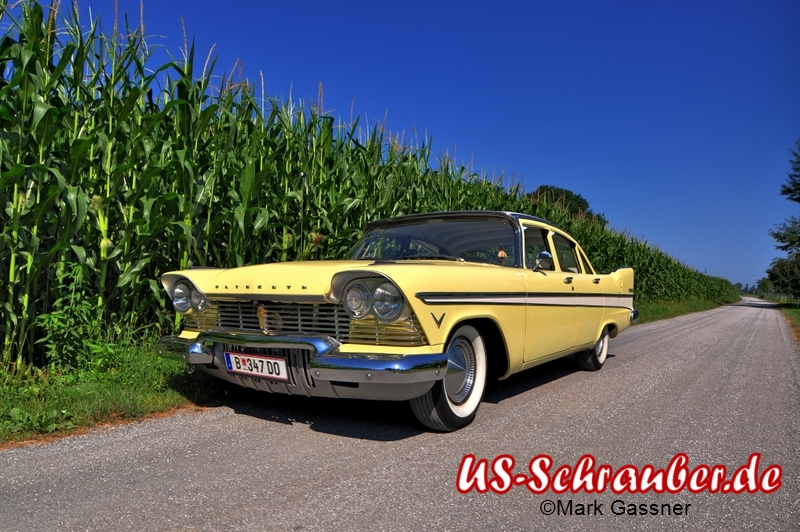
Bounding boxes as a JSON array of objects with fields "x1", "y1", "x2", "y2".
[{"x1": 65, "y1": 1, "x2": 800, "y2": 286}]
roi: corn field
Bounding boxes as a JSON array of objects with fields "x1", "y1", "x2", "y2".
[{"x1": 0, "y1": 1, "x2": 737, "y2": 365}]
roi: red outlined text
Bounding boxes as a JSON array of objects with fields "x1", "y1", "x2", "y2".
[{"x1": 456, "y1": 453, "x2": 782, "y2": 495}]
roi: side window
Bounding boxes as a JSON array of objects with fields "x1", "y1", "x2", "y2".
[
  {"x1": 578, "y1": 249, "x2": 594, "y2": 275},
  {"x1": 552, "y1": 233, "x2": 580, "y2": 273},
  {"x1": 524, "y1": 226, "x2": 553, "y2": 270}
]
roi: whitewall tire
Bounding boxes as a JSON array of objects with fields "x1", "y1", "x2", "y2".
[
  {"x1": 410, "y1": 325, "x2": 487, "y2": 431},
  {"x1": 575, "y1": 326, "x2": 609, "y2": 371}
]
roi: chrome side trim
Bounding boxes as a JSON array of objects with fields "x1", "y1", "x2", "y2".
[
  {"x1": 416, "y1": 291, "x2": 635, "y2": 310},
  {"x1": 416, "y1": 292, "x2": 528, "y2": 305}
]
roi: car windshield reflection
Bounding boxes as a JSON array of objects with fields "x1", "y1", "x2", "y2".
[{"x1": 348, "y1": 217, "x2": 518, "y2": 266}]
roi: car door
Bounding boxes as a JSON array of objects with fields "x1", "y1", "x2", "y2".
[
  {"x1": 562, "y1": 238, "x2": 605, "y2": 347},
  {"x1": 520, "y1": 224, "x2": 577, "y2": 362}
]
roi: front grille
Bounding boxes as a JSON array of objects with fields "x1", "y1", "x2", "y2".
[
  {"x1": 219, "y1": 302, "x2": 349, "y2": 337},
  {"x1": 183, "y1": 301, "x2": 428, "y2": 346}
]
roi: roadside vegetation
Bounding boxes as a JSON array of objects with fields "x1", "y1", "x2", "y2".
[
  {"x1": 633, "y1": 299, "x2": 731, "y2": 324},
  {"x1": 0, "y1": 1, "x2": 739, "y2": 445},
  {"x1": 778, "y1": 306, "x2": 800, "y2": 338},
  {"x1": 757, "y1": 294, "x2": 800, "y2": 342}
]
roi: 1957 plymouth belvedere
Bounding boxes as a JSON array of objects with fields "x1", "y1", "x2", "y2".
[{"x1": 156, "y1": 211, "x2": 637, "y2": 431}]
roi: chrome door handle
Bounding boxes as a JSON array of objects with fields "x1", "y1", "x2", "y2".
[
  {"x1": 564, "y1": 277, "x2": 573, "y2": 284},
  {"x1": 593, "y1": 278, "x2": 600, "y2": 284}
]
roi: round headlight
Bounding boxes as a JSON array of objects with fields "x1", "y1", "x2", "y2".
[
  {"x1": 191, "y1": 287, "x2": 209, "y2": 312},
  {"x1": 172, "y1": 281, "x2": 192, "y2": 313},
  {"x1": 372, "y1": 282, "x2": 404, "y2": 321},
  {"x1": 345, "y1": 283, "x2": 372, "y2": 319}
]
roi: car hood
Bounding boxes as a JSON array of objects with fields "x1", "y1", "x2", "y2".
[{"x1": 161, "y1": 259, "x2": 516, "y2": 303}]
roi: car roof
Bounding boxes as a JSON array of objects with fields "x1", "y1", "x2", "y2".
[{"x1": 363, "y1": 211, "x2": 566, "y2": 233}]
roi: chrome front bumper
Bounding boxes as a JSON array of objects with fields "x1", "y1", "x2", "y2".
[{"x1": 155, "y1": 330, "x2": 447, "y2": 401}]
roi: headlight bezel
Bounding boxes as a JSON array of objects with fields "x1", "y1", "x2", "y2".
[
  {"x1": 344, "y1": 282, "x2": 372, "y2": 319},
  {"x1": 170, "y1": 279, "x2": 209, "y2": 314},
  {"x1": 190, "y1": 286, "x2": 209, "y2": 312},
  {"x1": 171, "y1": 281, "x2": 192, "y2": 313},
  {"x1": 343, "y1": 278, "x2": 407, "y2": 322},
  {"x1": 371, "y1": 281, "x2": 404, "y2": 322}
]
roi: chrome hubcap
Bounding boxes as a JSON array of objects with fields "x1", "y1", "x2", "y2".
[{"x1": 445, "y1": 337, "x2": 475, "y2": 404}]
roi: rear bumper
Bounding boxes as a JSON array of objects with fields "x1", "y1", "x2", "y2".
[{"x1": 155, "y1": 330, "x2": 447, "y2": 400}]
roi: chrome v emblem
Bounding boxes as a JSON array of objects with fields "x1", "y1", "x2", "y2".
[{"x1": 432, "y1": 312, "x2": 445, "y2": 329}]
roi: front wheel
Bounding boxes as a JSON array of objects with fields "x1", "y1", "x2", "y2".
[
  {"x1": 575, "y1": 326, "x2": 609, "y2": 371},
  {"x1": 410, "y1": 325, "x2": 487, "y2": 431}
]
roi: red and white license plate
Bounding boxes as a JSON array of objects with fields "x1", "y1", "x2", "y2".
[{"x1": 223, "y1": 351, "x2": 289, "y2": 382}]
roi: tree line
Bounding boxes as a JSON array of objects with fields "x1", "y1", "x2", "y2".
[{"x1": 765, "y1": 139, "x2": 800, "y2": 295}]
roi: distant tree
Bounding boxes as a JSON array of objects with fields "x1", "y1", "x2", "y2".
[
  {"x1": 531, "y1": 185, "x2": 608, "y2": 225},
  {"x1": 764, "y1": 140, "x2": 800, "y2": 296},
  {"x1": 743, "y1": 283, "x2": 750, "y2": 293},
  {"x1": 767, "y1": 255, "x2": 800, "y2": 296},
  {"x1": 769, "y1": 139, "x2": 800, "y2": 254},
  {"x1": 734, "y1": 282, "x2": 743, "y2": 292},
  {"x1": 757, "y1": 277, "x2": 774, "y2": 294}
]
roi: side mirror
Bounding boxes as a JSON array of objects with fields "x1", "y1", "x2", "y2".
[{"x1": 532, "y1": 251, "x2": 552, "y2": 271}]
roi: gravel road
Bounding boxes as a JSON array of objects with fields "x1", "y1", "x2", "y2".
[{"x1": 1, "y1": 297, "x2": 798, "y2": 531}]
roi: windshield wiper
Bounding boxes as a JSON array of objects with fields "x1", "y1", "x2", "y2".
[{"x1": 399, "y1": 254, "x2": 464, "y2": 262}]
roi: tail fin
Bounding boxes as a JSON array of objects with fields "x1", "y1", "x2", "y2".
[{"x1": 610, "y1": 267, "x2": 635, "y2": 297}]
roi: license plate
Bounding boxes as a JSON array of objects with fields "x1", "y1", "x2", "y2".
[{"x1": 223, "y1": 351, "x2": 289, "y2": 382}]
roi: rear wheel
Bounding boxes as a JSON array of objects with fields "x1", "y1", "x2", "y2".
[
  {"x1": 575, "y1": 326, "x2": 609, "y2": 371},
  {"x1": 410, "y1": 325, "x2": 487, "y2": 431}
]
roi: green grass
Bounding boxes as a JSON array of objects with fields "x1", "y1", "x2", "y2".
[
  {"x1": 633, "y1": 297, "x2": 740, "y2": 324},
  {"x1": 773, "y1": 302, "x2": 800, "y2": 342},
  {"x1": 756, "y1": 297, "x2": 800, "y2": 339},
  {"x1": 0, "y1": 332, "x2": 231, "y2": 446},
  {"x1": 780, "y1": 307, "x2": 800, "y2": 326}
]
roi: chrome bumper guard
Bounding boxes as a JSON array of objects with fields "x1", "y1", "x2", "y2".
[
  {"x1": 155, "y1": 330, "x2": 447, "y2": 385},
  {"x1": 630, "y1": 309, "x2": 640, "y2": 324}
]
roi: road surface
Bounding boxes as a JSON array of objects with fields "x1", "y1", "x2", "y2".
[{"x1": 1, "y1": 297, "x2": 798, "y2": 531}]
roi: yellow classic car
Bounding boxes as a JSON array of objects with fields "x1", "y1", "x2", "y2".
[{"x1": 156, "y1": 211, "x2": 637, "y2": 431}]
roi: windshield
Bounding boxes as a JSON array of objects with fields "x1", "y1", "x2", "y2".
[{"x1": 348, "y1": 217, "x2": 518, "y2": 266}]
